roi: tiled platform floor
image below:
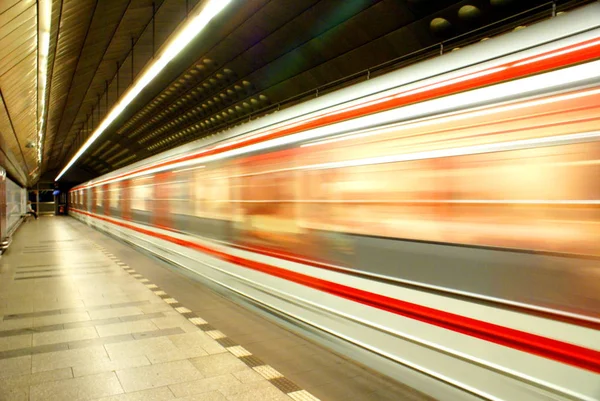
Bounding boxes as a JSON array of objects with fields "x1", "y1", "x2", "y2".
[{"x1": 1, "y1": 217, "x2": 431, "y2": 401}]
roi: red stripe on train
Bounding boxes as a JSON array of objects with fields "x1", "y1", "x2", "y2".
[
  {"x1": 226, "y1": 242, "x2": 600, "y2": 332},
  {"x1": 71, "y1": 208, "x2": 600, "y2": 374}
]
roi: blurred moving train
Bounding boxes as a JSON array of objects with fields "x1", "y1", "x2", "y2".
[{"x1": 70, "y1": 4, "x2": 600, "y2": 401}]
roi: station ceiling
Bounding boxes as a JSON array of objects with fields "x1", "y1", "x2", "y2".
[{"x1": 0, "y1": 0, "x2": 585, "y2": 186}]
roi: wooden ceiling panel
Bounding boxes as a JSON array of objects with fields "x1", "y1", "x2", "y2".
[
  {"x1": 0, "y1": 0, "x2": 35, "y2": 29},
  {"x1": 0, "y1": 0, "x2": 39, "y2": 183}
]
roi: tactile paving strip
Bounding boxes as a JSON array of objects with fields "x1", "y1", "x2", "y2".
[{"x1": 92, "y1": 242, "x2": 320, "y2": 401}]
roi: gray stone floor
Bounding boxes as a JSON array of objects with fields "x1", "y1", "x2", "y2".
[
  {"x1": 0, "y1": 218, "x2": 298, "y2": 401},
  {"x1": 1, "y1": 216, "x2": 431, "y2": 401}
]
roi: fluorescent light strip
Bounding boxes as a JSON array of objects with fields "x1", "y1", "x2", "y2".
[
  {"x1": 37, "y1": 0, "x2": 52, "y2": 165},
  {"x1": 80, "y1": 59, "x2": 600, "y2": 188},
  {"x1": 55, "y1": 0, "x2": 232, "y2": 181}
]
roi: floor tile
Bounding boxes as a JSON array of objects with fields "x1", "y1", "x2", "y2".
[
  {"x1": 33, "y1": 299, "x2": 84, "y2": 312},
  {"x1": 217, "y1": 380, "x2": 282, "y2": 398},
  {"x1": 131, "y1": 327, "x2": 183, "y2": 340},
  {"x1": 82, "y1": 297, "x2": 130, "y2": 308},
  {"x1": 3, "y1": 309, "x2": 61, "y2": 320},
  {"x1": 64, "y1": 317, "x2": 122, "y2": 329},
  {"x1": 89, "y1": 307, "x2": 144, "y2": 320},
  {"x1": 104, "y1": 336, "x2": 178, "y2": 360},
  {"x1": 0, "y1": 385, "x2": 29, "y2": 401},
  {"x1": 146, "y1": 345, "x2": 208, "y2": 364},
  {"x1": 116, "y1": 359, "x2": 204, "y2": 393},
  {"x1": 178, "y1": 391, "x2": 228, "y2": 401},
  {"x1": 32, "y1": 345, "x2": 109, "y2": 373},
  {"x1": 29, "y1": 371, "x2": 124, "y2": 401},
  {"x1": 126, "y1": 294, "x2": 159, "y2": 302},
  {"x1": 95, "y1": 386, "x2": 175, "y2": 401},
  {"x1": 190, "y1": 353, "x2": 248, "y2": 378},
  {"x1": 0, "y1": 304, "x2": 34, "y2": 315},
  {"x1": 33, "y1": 312, "x2": 90, "y2": 327},
  {"x1": 96, "y1": 320, "x2": 158, "y2": 337},
  {"x1": 151, "y1": 315, "x2": 198, "y2": 333},
  {"x1": 0, "y1": 355, "x2": 32, "y2": 378},
  {"x1": 119, "y1": 312, "x2": 165, "y2": 323},
  {"x1": 73, "y1": 355, "x2": 150, "y2": 377},
  {"x1": 167, "y1": 331, "x2": 213, "y2": 349},
  {"x1": 0, "y1": 334, "x2": 31, "y2": 352},
  {"x1": 137, "y1": 303, "x2": 173, "y2": 314},
  {"x1": 0, "y1": 367, "x2": 73, "y2": 388},
  {"x1": 68, "y1": 333, "x2": 134, "y2": 349},
  {"x1": 32, "y1": 326, "x2": 98, "y2": 346},
  {"x1": 168, "y1": 374, "x2": 242, "y2": 398},
  {"x1": 232, "y1": 369, "x2": 267, "y2": 384},
  {"x1": 201, "y1": 341, "x2": 227, "y2": 355},
  {"x1": 0, "y1": 318, "x2": 34, "y2": 332}
]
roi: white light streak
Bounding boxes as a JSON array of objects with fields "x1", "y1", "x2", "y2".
[
  {"x1": 513, "y1": 38, "x2": 600, "y2": 67},
  {"x1": 37, "y1": 0, "x2": 52, "y2": 165},
  {"x1": 55, "y1": 0, "x2": 232, "y2": 181},
  {"x1": 302, "y1": 86, "x2": 600, "y2": 148},
  {"x1": 173, "y1": 165, "x2": 205, "y2": 174},
  {"x1": 305, "y1": 131, "x2": 600, "y2": 170}
]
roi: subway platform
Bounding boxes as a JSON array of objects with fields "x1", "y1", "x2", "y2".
[{"x1": 0, "y1": 216, "x2": 428, "y2": 401}]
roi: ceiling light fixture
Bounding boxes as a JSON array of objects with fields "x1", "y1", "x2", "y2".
[
  {"x1": 37, "y1": 0, "x2": 52, "y2": 165},
  {"x1": 55, "y1": 0, "x2": 232, "y2": 181}
]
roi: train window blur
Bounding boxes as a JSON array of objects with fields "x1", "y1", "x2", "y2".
[
  {"x1": 168, "y1": 173, "x2": 191, "y2": 216},
  {"x1": 108, "y1": 183, "x2": 120, "y2": 209},
  {"x1": 95, "y1": 188, "x2": 102, "y2": 208},
  {"x1": 294, "y1": 143, "x2": 600, "y2": 255},
  {"x1": 236, "y1": 150, "x2": 305, "y2": 252},
  {"x1": 131, "y1": 177, "x2": 153, "y2": 212},
  {"x1": 193, "y1": 165, "x2": 231, "y2": 220}
]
